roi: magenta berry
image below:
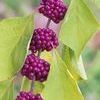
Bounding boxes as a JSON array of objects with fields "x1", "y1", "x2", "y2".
[
  {"x1": 21, "y1": 54, "x2": 50, "y2": 82},
  {"x1": 16, "y1": 91, "x2": 43, "y2": 100},
  {"x1": 29, "y1": 28, "x2": 59, "y2": 53},
  {"x1": 39, "y1": 0, "x2": 68, "y2": 23}
]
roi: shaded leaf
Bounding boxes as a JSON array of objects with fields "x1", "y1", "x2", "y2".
[
  {"x1": 34, "y1": 81, "x2": 44, "y2": 93},
  {"x1": 21, "y1": 77, "x2": 44, "y2": 93},
  {"x1": 62, "y1": 46, "x2": 87, "y2": 80},
  {"x1": 21, "y1": 77, "x2": 31, "y2": 91},
  {"x1": 79, "y1": 51, "x2": 100, "y2": 100}
]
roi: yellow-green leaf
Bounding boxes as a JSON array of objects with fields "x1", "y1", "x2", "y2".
[
  {"x1": 84, "y1": 0, "x2": 100, "y2": 22},
  {"x1": 42, "y1": 50, "x2": 83, "y2": 100},
  {"x1": 60, "y1": 0, "x2": 99, "y2": 58},
  {"x1": 62, "y1": 46, "x2": 87, "y2": 80},
  {"x1": 0, "y1": 14, "x2": 34, "y2": 81},
  {"x1": 21, "y1": 77, "x2": 44, "y2": 93},
  {"x1": 0, "y1": 80, "x2": 14, "y2": 100}
]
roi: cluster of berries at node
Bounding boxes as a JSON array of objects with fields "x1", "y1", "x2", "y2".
[
  {"x1": 29, "y1": 28, "x2": 59, "y2": 53},
  {"x1": 21, "y1": 54, "x2": 50, "y2": 82},
  {"x1": 39, "y1": 0, "x2": 68, "y2": 23},
  {"x1": 16, "y1": 0, "x2": 68, "y2": 99},
  {"x1": 24, "y1": 27, "x2": 58, "y2": 82},
  {"x1": 16, "y1": 91, "x2": 43, "y2": 100}
]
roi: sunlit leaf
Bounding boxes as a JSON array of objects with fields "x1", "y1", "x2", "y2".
[
  {"x1": 0, "y1": 14, "x2": 34, "y2": 81},
  {"x1": 42, "y1": 50, "x2": 83, "y2": 100},
  {"x1": 84, "y1": 0, "x2": 100, "y2": 21},
  {"x1": 0, "y1": 80, "x2": 14, "y2": 100},
  {"x1": 60, "y1": 0, "x2": 99, "y2": 58},
  {"x1": 40, "y1": 51, "x2": 52, "y2": 62}
]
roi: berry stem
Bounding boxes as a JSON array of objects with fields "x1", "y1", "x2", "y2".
[
  {"x1": 30, "y1": 18, "x2": 51, "y2": 92},
  {"x1": 30, "y1": 50, "x2": 41, "y2": 92},
  {"x1": 46, "y1": 18, "x2": 51, "y2": 28},
  {"x1": 30, "y1": 78, "x2": 35, "y2": 92},
  {"x1": 38, "y1": 49, "x2": 42, "y2": 57}
]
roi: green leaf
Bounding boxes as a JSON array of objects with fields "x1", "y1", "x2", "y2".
[
  {"x1": 0, "y1": 14, "x2": 34, "y2": 81},
  {"x1": 62, "y1": 46, "x2": 87, "y2": 80},
  {"x1": 42, "y1": 50, "x2": 83, "y2": 100},
  {"x1": 0, "y1": 80, "x2": 11, "y2": 96},
  {"x1": 21, "y1": 77, "x2": 31, "y2": 91},
  {"x1": 84, "y1": 0, "x2": 100, "y2": 22},
  {"x1": 0, "y1": 80, "x2": 14, "y2": 100},
  {"x1": 21, "y1": 77, "x2": 44, "y2": 93},
  {"x1": 8, "y1": 83, "x2": 14, "y2": 100},
  {"x1": 60, "y1": 0, "x2": 99, "y2": 58},
  {"x1": 34, "y1": 81, "x2": 44, "y2": 93},
  {"x1": 40, "y1": 51, "x2": 52, "y2": 62}
]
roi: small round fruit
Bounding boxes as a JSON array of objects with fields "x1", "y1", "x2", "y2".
[
  {"x1": 39, "y1": 0, "x2": 68, "y2": 23},
  {"x1": 29, "y1": 28, "x2": 59, "y2": 53},
  {"x1": 21, "y1": 54, "x2": 50, "y2": 82},
  {"x1": 16, "y1": 91, "x2": 43, "y2": 100}
]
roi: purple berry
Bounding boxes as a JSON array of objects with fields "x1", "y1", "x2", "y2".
[
  {"x1": 16, "y1": 91, "x2": 43, "y2": 100},
  {"x1": 29, "y1": 28, "x2": 59, "y2": 53},
  {"x1": 39, "y1": 0, "x2": 68, "y2": 23},
  {"x1": 21, "y1": 54, "x2": 50, "y2": 82}
]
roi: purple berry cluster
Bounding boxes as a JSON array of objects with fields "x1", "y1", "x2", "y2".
[
  {"x1": 39, "y1": 0, "x2": 68, "y2": 23},
  {"x1": 16, "y1": 91, "x2": 43, "y2": 100},
  {"x1": 21, "y1": 54, "x2": 50, "y2": 82},
  {"x1": 29, "y1": 28, "x2": 59, "y2": 53}
]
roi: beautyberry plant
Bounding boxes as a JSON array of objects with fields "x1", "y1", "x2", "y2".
[
  {"x1": 0, "y1": 0, "x2": 98, "y2": 99},
  {"x1": 16, "y1": 0, "x2": 67, "y2": 99}
]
